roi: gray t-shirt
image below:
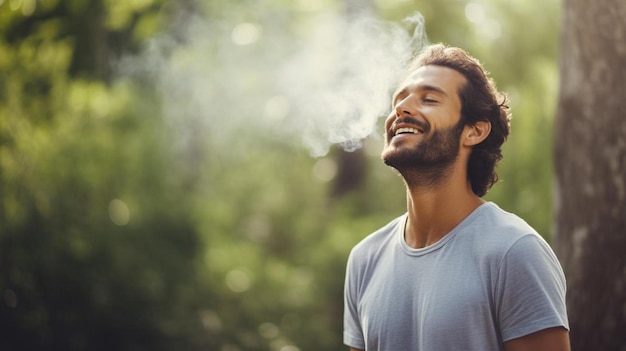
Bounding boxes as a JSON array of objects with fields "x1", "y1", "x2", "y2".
[{"x1": 344, "y1": 202, "x2": 568, "y2": 350}]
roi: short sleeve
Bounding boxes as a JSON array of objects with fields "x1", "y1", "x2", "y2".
[
  {"x1": 344, "y1": 251, "x2": 366, "y2": 349},
  {"x1": 495, "y1": 234, "x2": 569, "y2": 341}
]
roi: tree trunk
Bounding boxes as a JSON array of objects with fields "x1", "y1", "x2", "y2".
[{"x1": 553, "y1": 0, "x2": 626, "y2": 350}]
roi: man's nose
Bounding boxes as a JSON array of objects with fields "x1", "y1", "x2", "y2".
[{"x1": 394, "y1": 96, "x2": 418, "y2": 117}]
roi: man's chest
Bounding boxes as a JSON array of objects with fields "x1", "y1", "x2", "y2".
[{"x1": 357, "y1": 253, "x2": 498, "y2": 348}]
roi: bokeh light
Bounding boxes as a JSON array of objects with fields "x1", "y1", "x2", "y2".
[{"x1": 108, "y1": 199, "x2": 130, "y2": 226}]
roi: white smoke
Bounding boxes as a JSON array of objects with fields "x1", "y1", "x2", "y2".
[{"x1": 118, "y1": 10, "x2": 428, "y2": 157}]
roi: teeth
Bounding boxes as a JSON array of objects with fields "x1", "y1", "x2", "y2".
[{"x1": 395, "y1": 127, "x2": 422, "y2": 135}]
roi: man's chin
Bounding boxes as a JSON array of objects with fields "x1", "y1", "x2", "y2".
[
  {"x1": 381, "y1": 147, "x2": 395, "y2": 166},
  {"x1": 381, "y1": 148, "x2": 413, "y2": 170}
]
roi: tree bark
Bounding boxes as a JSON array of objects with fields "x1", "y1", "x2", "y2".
[{"x1": 553, "y1": 0, "x2": 626, "y2": 350}]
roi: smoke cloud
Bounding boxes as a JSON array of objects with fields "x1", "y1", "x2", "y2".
[{"x1": 118, "y1": 10, "x2": 428, "y2": 157}]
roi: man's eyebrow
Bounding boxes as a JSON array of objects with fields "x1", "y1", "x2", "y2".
[
  {"x1": 418, "y1": 84, "x2": 448, "y2": 96},
  {"x1": 392, "y1": 84, "x2": 449, "y2": 105}
]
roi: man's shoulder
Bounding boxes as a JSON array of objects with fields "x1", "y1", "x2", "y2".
[
  {"x1": 348, "y1": 214, "x2": 405, "y2": 261},
  {"x1": 466, "y1": 202, "x2": 549, "y2": 256},
  {"x1": 476, "y1": 202, "x2": 538, "y2": 238}
]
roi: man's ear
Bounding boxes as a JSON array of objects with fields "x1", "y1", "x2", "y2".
[{"x1": 463, "y1": 120, "x2": 491, "y2": 146}]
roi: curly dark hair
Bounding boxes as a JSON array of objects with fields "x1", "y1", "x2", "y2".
[{"x1": 409, "y1": 44, "x2": 511, "y2": 197}]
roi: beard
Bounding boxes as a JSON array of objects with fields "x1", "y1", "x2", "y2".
[{"x1": 382, "y1": 119, "x2": 465, "y2": 188}]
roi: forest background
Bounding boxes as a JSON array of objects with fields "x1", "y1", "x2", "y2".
[{"x1": 0, "y1": 0, "x2": 565, "y2": 350}]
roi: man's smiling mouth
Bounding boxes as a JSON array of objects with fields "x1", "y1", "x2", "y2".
[{"x1": 394, "y1": 127, "x2": 423, "y2": 136}]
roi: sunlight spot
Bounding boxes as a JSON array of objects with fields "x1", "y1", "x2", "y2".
[
  {"x1": 258, "y1": 322, "x2": 280, "y2": 339},
  {"x1": 92, "y1": 89, "x2": 111, "y2": 118},
  {"x1": 21, "y1": 0, "x2": 35, "y2": 16},
  {"x1": 264, "y1": 95, "x2": 290, "y2": 122},
  {"x1": 9, "y1": 0, "x2": 21, "y2": 11},
  {"x1": 231, "y1": 22, "x2": 262, "y2": 46},
  {"x1": 465, "y1": 3, "x2": 502, "y2": 40},
  {"x1": 109, "y1": 199, "x2": 130, "y2": 226},
  {"x1": 226, "y1": 268, "x2": 252, "y2": 293},
  {"x1": 200, "y1": 310, "x2": 222, "y2": 332},
  {"x1": 279, "y1": 345, "x2": 300, "y2": 351},
  {"x1": 464, "y1": 2, "x2": 485, "y2": 24},
  {"x1": 312, "y1": 158, "x2": 337, "y2": 182}
]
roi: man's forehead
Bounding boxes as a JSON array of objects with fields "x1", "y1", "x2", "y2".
[{"x1": 399, "y1": 65, "x2": 465, "y2": 89}]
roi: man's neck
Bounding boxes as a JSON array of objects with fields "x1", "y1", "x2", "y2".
[{"x1": 403, "y1": 174, "x2": 484, "y2": 249}]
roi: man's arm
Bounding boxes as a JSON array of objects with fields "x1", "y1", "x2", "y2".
[
  {"x1": 504, "y1": 327, "x2": 570, "y2": 351},
  {"x1": 348, "y1": 327, "x2": 569, "y2": 351}
]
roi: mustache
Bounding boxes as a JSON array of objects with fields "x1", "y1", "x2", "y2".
[{"x1": 390, "y1": 117, "x2": 430, "y2": 134}]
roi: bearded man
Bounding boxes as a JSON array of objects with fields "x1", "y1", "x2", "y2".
[{"x1": 343, "y1": 44, "x2": 570, "y2": 351}]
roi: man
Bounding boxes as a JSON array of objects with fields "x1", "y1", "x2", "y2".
[{"x1": 343, "y1": 44, "x2": 569, "y2": 351}]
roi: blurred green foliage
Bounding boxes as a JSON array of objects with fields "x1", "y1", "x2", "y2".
[{"x1": 0, "y1": 0, "x2": 559, "y2": 350}]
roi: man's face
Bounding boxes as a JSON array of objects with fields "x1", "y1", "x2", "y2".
[{"x1": 381, "y1": 65, "x2": 466, "y2": 172}]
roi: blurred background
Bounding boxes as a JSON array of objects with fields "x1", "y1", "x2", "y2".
[{"x1": 0, "y1": 0, "x2": 561, "y2": 350}]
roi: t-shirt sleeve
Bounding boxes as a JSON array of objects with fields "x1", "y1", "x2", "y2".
[
  {"x1": 344, "y1": 250, "x2": 366, "y2": 349},
  {"x1": 495, "y1": 234, "x2": 569, "y2": 342}
]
